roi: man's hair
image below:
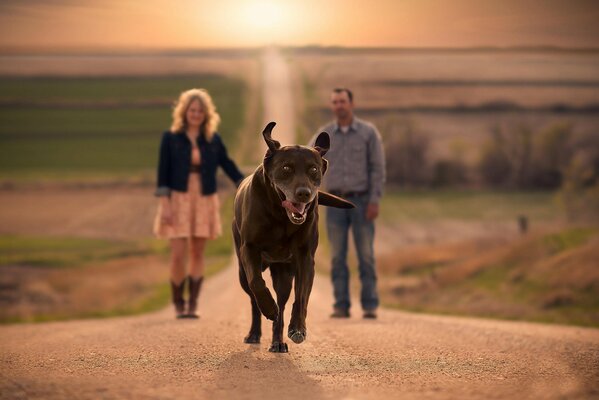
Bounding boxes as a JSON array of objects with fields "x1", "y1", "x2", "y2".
[{"x1": 332, "y1": 87, "x2": 353, "y2": 103}]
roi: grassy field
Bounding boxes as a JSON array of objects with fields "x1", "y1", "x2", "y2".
[
  {"x1": 0, "y1": 75, "x2": 246, "y2": 180},
  {"x1": 0, "y1": 194, "x2": 236, "y2": 323},
  {"x1": 379, "y1": 189, "x2": 559, "y2": 223}
]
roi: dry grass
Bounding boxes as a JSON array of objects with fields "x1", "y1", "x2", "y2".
[
  {"x1": 379, "y1": 226, "x2": 599, "y2": 327},
  {"x1": 0, "y1": 253, "x2": 231, "y2": 323}
]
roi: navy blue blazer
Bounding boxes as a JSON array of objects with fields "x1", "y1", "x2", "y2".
[{"x1": 154, "y1": 130, "x2": 244, "y2": 197}]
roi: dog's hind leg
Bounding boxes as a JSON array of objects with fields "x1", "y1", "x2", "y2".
[
  {"x1": 239, "y1": 265, "x2": 261, "y2": 344},
  {"x1": 268, "y1": 264, "x2": 294, "y2": 353}
]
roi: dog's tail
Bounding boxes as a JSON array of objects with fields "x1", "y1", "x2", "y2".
[{"x1": 317, "y1": 191, "x2": 355, "y2": 209}]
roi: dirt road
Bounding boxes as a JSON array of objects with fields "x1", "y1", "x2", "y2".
[
  {"x1": 1, "y1": 48, "x2": 598, "y2": 400},
  {"x1": 1, "y1": 260, "x2": 598, "y2": 399},
  {"x1": 261, "y1": 46, "x2": 296, "y2": 146}
]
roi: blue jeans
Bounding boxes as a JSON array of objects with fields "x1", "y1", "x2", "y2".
[{"x1": 325, "y1": 194, "x2": 379, "y2": 311}]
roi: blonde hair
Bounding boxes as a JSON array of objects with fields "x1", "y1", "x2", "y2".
[{"x1": 170, "y1": 88, "x2": 220, "y2": 141}]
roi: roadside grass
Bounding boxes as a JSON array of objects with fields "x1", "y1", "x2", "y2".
[
  {"x1": 383, "y1": 226, "x2": 599, "y2": 327},
  {"x1": 541, "y1": 227, "x2": 597, "y2": 254},
  {"x1": 1, "y1": 255, "x2": 232, "y2": 324},
  {"x1": 0, "y1": 192, "x2": 236, "y2": 324},
  {"x1": 0, "y1": 235, "x2": 158, "y2": 268},
  {"x1": 0, "y1": 193, "x2": 235, "y2": 269}
]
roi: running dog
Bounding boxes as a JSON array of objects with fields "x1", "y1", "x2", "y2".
[{"x1": 233, "y1": 121, "x2": 354, "y2": 352}]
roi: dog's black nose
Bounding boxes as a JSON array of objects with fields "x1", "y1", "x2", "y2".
[{"x1": 295, "y1": 187, "x2": 311, "y2": 202}]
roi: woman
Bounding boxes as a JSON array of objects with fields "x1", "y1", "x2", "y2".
[{"x1": 153, "y1": 88, "x2": 244, "y2": 319}]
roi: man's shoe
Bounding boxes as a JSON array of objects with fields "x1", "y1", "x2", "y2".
[
  {"x1": 330, "y1": 308, "x2": 350, "y2": 318},
  {"x1": 363, "y1": 309, "x2": 377, "y2": 319}
]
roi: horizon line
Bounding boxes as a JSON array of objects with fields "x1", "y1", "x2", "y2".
[{"x1": 1, "y1": 44, "x2": 599, "y2": 56}]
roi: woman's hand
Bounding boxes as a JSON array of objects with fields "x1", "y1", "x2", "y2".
[{"x1": 160, "y1": 198, "x2": 174, "y2": 225}]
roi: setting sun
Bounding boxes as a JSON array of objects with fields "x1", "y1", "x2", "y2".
[
  {"x1": 228, "y1": 0, "x2": 297, "y2": 45},
  {"x1": 239, "y1": 1, "x2": 287, "y2": 27}
]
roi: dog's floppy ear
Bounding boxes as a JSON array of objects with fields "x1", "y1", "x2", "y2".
[
  {"x1": 262, "y1": 121, "x2": 280, "y2": 152},
  {"x1": 313, "y1": 131, "x2": 330, "y2": 157}
]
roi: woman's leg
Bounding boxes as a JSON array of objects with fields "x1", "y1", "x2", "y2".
[
  {"x1": 169, "y1": 238, "x2": 188, "y2": 317},
  {"x1": 187, "y1": 237, "x2": 207, "y2": 317},
  {"x1": 170, "y1": 238, "x2": 188, "y2": 283},
  {"x1": 189, "y1": 237, "x2": 207, "y2": 279}
]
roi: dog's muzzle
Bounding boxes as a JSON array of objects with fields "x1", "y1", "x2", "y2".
[{"x1": 281, "y1": 200, "x2": 309, "y2": 224}]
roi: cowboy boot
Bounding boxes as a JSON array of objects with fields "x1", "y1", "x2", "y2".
[
  {"x1": 170, "y1": 279, "x2": 186, "y2": 319},
  {"x1": 186, "y1": 275, "x2": 204, "y2": 319}
]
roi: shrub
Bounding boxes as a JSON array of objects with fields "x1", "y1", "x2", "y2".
[
  {"x1": 382, "y1": 117, "x2": 431, "y2": 187},
  {"x1": 478, "y1": 122, "x2": 575, "y2": 189},
  {"x1": 530, "y1": 123, "x2": 575, "y2": 189}
]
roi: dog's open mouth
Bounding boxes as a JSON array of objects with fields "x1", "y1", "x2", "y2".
[{"x1": 281, "y1": 200, "x2": 308, "y2": 225}]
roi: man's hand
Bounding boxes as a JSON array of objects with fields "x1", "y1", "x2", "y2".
[{"x1": 365, "y1": 203, "x2": 379, "y2": 221}]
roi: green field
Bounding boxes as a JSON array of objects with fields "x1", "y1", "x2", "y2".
[
  {"x1": 379, "y1": 188, "x2": 559, "y2": 223},
  {"x1": 0, "y1": 75, "x2": 246, "y2": 179}
]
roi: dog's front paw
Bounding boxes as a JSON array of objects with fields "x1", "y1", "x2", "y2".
[
  {"x1": 288, "y1": 328, "x2": 306, "y2": 344},
  {"x1": 258, "y1": 298, "x2": 279, "y2": 321},
  {"x1": 244, "y1": 331, "x2": 261, "y2": 344},
  {"x1": 269, "y1": 341, "x2": 288, "y2": 353}
]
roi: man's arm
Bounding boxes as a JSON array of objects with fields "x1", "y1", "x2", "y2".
[{"x1": 366, "y1": 126, "x2": 386, "y2": 219}]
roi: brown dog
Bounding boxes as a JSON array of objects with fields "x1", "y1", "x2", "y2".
[{"x1": 233, "y1": 121, "x2": 354, "y2": 353}]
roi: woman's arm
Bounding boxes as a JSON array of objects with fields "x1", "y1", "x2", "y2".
[
  {"x1": 155, "y1": 132, "x2": 174, "y2": 224},
  {"x1": 216, "y1": 135, "x2": 244, "y2": 186},
  {"x1": 154, "y1": 132, "x2": 172, "y2": 197}
]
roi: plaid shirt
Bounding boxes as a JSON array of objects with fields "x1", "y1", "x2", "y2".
[{"x1": 308, "y1": 117, "x2": 385, "y2": 204}]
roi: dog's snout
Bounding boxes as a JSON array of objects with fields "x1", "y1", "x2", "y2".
[{"x1": 295, "y1": 187, "x2": 311, "y2": 202}]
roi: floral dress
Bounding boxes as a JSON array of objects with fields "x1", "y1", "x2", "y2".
[{"x1": 153, "y1": 146, "x2": 222, "y2": 239}]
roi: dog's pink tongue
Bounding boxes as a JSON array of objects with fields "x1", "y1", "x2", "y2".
[{"x1": 282, "y1": 200, "x2": 304, "y2": 214}]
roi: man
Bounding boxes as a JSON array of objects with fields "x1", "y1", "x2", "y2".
[{"x1": 308, "y1": 88, "x2": 385, "y2": 319}]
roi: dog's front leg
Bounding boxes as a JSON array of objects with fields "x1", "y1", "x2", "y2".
[
  {"x1": 240, "y1": 243, "x2": 279, "y2": 321},
  {"x1": 288, "y1": 253, "x2": 315, "y2": 344}
]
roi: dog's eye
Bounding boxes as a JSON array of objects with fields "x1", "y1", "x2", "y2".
[
  {"x1": 282, "y1": 165, "x2": 291, "y2": 172},
  {"x1": 309, "y1": 166, "x2": 318, "y2": 174}
]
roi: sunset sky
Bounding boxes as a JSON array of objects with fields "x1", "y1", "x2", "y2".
[{"x1": 1, "y1": 0, "x2": 598, "y2": 50}]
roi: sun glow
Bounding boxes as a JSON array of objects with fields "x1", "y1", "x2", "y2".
[{"x1": 230, "y1": 1, "x2": 296, "y2": 44}]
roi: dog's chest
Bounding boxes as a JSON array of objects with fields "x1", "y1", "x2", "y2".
[{"x1": 261, "y1": 245, "x2": 293, "y2": 264}]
